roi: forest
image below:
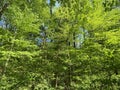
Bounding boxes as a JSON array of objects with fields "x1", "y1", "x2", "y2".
[{"x1": 0, "y1": 0, "x2": 120, "y2": 90}]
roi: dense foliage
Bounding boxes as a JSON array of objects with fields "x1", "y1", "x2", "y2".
[{"x1": 0, "y1": 0, "x2": 120, "y2": 90}]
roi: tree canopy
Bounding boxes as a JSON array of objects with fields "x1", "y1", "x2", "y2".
[{"x1": 0, "y1": 0, "x2": 120, "y2": 90}]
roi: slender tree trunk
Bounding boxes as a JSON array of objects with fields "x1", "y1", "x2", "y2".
[
  {"x1": 49, "y1": 2, "x2": 52, "y2": 17},
  {"x1": 73, "y1": 32, "x2": 76, "y2": 48}
]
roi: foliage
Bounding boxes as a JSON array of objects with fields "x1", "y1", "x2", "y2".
[{"x1": 0, "y1": 0, "x2": 120, "y2": 90}]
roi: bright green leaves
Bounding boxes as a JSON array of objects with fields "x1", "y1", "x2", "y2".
[
  {"x1": 105, "y1": 31, "x2": 120, "y2": 45},
  {"x1": 0, "y1": 0, "x2": 120, "y2": 89},
  {"x1": 5, "y1": 4, "x2": 39, "y2": 34}
]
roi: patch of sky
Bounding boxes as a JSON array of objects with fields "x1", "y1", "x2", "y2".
[
  {"x1": 35, "y1": 37, "x2": 51, "y2": 45},
  {"x1": 47, "y1": 0, "x2": 60, "y2": 7},
  {"x1": 55, "y1": 1, "x2": 60, "y2": 8},
  {"x1": 0, "y1": 20, "x2": 6, "y2": 28}
]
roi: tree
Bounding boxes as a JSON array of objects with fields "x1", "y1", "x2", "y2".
[{"x1": 0, "y1": 0, "x2": 120, "y2": 90}]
